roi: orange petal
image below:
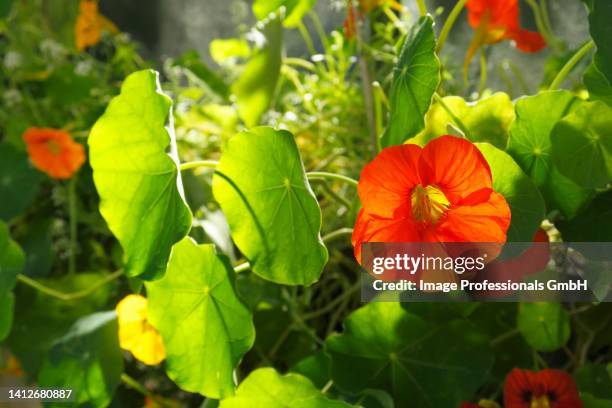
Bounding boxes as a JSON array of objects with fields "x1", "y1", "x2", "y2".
[
  {"x1": 418, "y1": 136, "x2": 493, "y2": 205},
  {"x1": 351, "y1": 209, "x2": 421, "y2": 263},
  {"x1": 434, "y1": 190, "x2": 511, "y2": 243},
  {"x1": 510, "y1": 29, "x2": 547, "y2": 53},
  {"x1": 357, "y1": 144, "x2": 422, "y2": 219}
]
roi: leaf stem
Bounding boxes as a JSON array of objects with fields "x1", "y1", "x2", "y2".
[
  {"x1": 179, "y1": 160, "x2": 219, "y2": 171},
  {"x1": 478, "y1": 48, "x2": 487, "y2": 95},
  {"x1": 302, "y1": 281, "x2": 360, "y2": 320},
  {"x1": 233, "y1": 262, "x2": 250, "y2": 273},
  {"x1": 548, "y1": 40, "x2": 595, "y2": 90},
  {"x1": 306, "y1": 171, "x2": 359, "y2": 188},
  {"x1": 416, "y1": 0, "x2": 427, "y2": 16},
  {"x1": 16, "y1": 269, "x2": 124, "y2": 301},
  {"x1": 524, "y1": 0, "x2": 561, "y2": 52},
  {"x1": 322, "y1": 228, "x2": 354, "y2": 243},
  {"x1": 436, "y1": 0, "x2": 468, "y2": 54},
  {"x1": 68, "y1": 177, "x2": 78, "y2": 275},
  {"x1": 433, "y1": 93, "x2": 471, "y2": 138}
]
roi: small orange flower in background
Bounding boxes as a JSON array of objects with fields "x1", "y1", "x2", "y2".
[
  {"x1": 116, "y1": 294, "x2": 166, "y2": 366},
  {"x1": 466, "y1": 0, "x2": 546, "y2": 52},
  {"x1": 0, "y1": 355, "x2": 24, "y2": 378},
  {"x1": 23, "y1": 128, "x2": 85, "y2": 179},
  {"x1": 75, "y1": 0, "x2": 119, "y2": 51},
  {"x1": 504, "y1": 368, "x2": 583, "y2": 408},
  {"x1": 352, "y1": 135, "x2": 511, "y2": 263}
]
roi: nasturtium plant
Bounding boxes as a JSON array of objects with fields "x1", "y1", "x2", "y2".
[
  {"x1": 550, "y1": 101, "x2": 612, "y2": 189},
  {"x1": 0, "y1": 221, "x2": 24, "y2": 341},
  {"x1": 557, "y1": 190, "x2": 612, "y2": 242},
  {"x1": 477, "y1": 143, "x2": 545, "y2": 242},
  {"x1": 507, "y1": 90, "x2": 592, "y2": 218},
  {"x1": 232, "y1": 13, "x2": 282, "y2": 127},
  {"x1": 0, "y1": 143, "x2": 41, "y2": 221},
  {"x1": 212, "y1": 127, "x2": 328, "y2": 286},
  {"x1": 413, "y1": 92, "x2": 514, "y2": 149},
  {"x1": 38, "y1": 311, "x2": 124, "y2": 408},
  {"x1": 252, "y1": 0, "x2": 316, "y2": 28},
  {"x1": 381, "y1": 16, "x2": 440, "y2": 147},
  {"x1": 585, "y1": 0, "x2": 612, "y2": 101},
  {"x1": 146, "y1": 238, "x2": 255, "y2": 399},
  {"x1": 88, "y1": 69, "x2": 192, "y2": 280},
  {"x1": 325, "y1": 302, "x2": 493, "y2": 407},
  {"x1": 517, "y1": 302, "x2": 571, "y2": 352},
  {"x1": 219, "y1": 367, "x2": 352, "y2": 408}
]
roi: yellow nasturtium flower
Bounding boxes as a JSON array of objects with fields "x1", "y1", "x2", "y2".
[
  {"x1": 75, "y1": 0, "x2": 119, "y2": 51},
  {"x1": 116, "y1": 294, "x2": 165, "y2": 366}
]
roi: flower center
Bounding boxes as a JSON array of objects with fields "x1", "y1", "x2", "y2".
[
  {"x1": 531, "y1": 396, "x2": 551, "y2": 408},
  {"x1": 46, "y1": 139, "x2": 61, "y2": 155},
  {"x1": 411, "y1": 184, "x2": 450, "y2": 225}
]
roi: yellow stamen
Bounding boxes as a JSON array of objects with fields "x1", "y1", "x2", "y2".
[
  {"x1": 531, "y1": 396, "x2": 551, "y2": 408},
  {"x1": 411, "y1": 184, "x2": 450, "y2": 225}
]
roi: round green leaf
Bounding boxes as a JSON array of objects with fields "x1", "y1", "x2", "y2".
[
  {"x1": 146, "y1": 238, "x2": 255, "y2": 399},
  {"x1": 582, "y1": 394, "x2": 612, "y2": 408},
  {"x1": 89, "y1": 69, "x2": 192, "y2": 280},
  {"x1": 507, "y1": 91, "x2": 592, "y2": 218},
  {"x1": 517, "y1": 302, "x2": 570, "y2": 352},
  {"x1": 212, "y1": 126, "x2": 328, "y2": 286},
  {"x1": 551, "y1": 101, "x2": 612, "y2": 188},
  {"x1": 325, "y1": 302, "x2": 493, "y2": 407},
  {"x1": 477, "y1": 143, "x2": 545, "y2": 242},
  {"x1": 0, "y1": 142, "x2": 42, "y2": 221},
  {"x1": 0, "y1": 292, "x2": 14, "y2": 341},
  {"x1": 0, "y1": 221, "x2": 24, "y2": 294},
  {"x1": 381, "y1": 16, "x2": 440, "y2": 147},
  {"x1": 219, "y1": 367, "x2": 352, "y2": 408},
  {"x1": 585, "y1": 61, "x2": 612, "y2": 106},
  {"x1": 577, "y1": 364, "x2": 612, "y2": 399},
  {"x1": 38, "y1": 311, "x2": 124, "y2": 408},
  {"x1": 253, "y1": 0, "x2": 316, "y2": 28},
  {"x1": 588, "y1": 0, "x2": 612, "y2": 82},
  {"x1": 414, "y1": 93, "x2": 515, "y2": 149}
]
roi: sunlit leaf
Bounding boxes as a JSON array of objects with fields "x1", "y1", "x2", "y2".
[
  {"x1": 219, "y1": 367, "x2": 352, "y2": 408},
  {"x1": 232, "y1": 14, "x2": 282, "y2": 127},
  {"x1": 89, "y1": 69, "x2": 192, "y2": 280},
  {"x1": 551, "y1": 101, "x2": 612, "y2": 188},
  {"x1": 507, "y1": 91, "x2": 593, "y2": 218},
  {"x1": 381, "y1": 16, "x2": 440, "y2": 147},
  {"x1": 517, "y1": 302, "x2": 570, "y2": 352},
  {"x1": 146, "y1": 238, "x2": 255, "y2": 399},
  {"x1": 210, "y1": 38, "x2": 251, "y2": 64},
  {"x1": 325, "y1": 302, "x2": 493, "y2": 407},
  {"x1": 413, "y1": 93, "x2": 514, "y2": 149},
  {"x1": 477, "y1": 144, "x2": 545, "y2": 242},
  {"x1": 212, "y1": 127, "x2": 328, "y2": 286},
  {"x1": 38, "y1": 311, "x2": 123, "y2": 408},
  {"x1": 0, "y1": 142, "x2": 42, "y2": 221},
  {"x1": 253, "y1": 0, "x2": 316, "y2": 28}
]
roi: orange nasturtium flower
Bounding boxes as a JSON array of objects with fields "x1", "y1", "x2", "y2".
[
  {"x1": 116, "y1": 294, "x2": 166, "y2": 366},
  {"x1": 504, "y1": 368, "x2": 583, "y2": 408},
  {"x1": 75, "y1": 0, "x2": 119, "y2": 51},
  {"x1": 352, "y1": 135, "x2": 511, "y2": 262},
  {"x1": 466, "y1": 0, "x2": 546, "y2": 53},
  {"x1": 23, "y1": 128, "x2": 85, "y2": 180}
]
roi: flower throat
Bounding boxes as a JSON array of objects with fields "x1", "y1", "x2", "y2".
[{"x1": 411, "y1": 184, "x2": 450, "y2": 225}]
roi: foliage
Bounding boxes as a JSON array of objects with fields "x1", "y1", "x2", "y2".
[{"x1": 1, "y1": 0, "x2": 611, "y2": 407}]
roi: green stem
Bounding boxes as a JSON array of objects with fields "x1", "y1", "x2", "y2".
[
  {"x1": 121, "y1": 373, "x2": 172, "y2": 407},
  {"x1": 68, "y1": 177, "x2": 77, "y2": 275},
  {"x1": 315, "y1": 180, "x2": 353, "y2": 209},
  {"x1": 298, "y1": 21, "x2": 317, "y2": 55},
  {"x1": 549, "y1": 40, "x2": 595, "y2": 90},
  {"x1": 524, "y1": 0, "x2": 559, "y2": 51},
  {"x1": 302, "y1": 281, "x2": 360, "y2": 320},
  {"x1": 322, "y1": 228, "x2": 354, "y2": 243},
  {"x1": 233, "y1": 262, "x2": 250, "y2": 273},
  {"x1": 284, "y1": 57, "x2": 316, "y2": 71},
  {"x1": 436, "y1": 0, "x2": 468, "y2": 54},
  {"x1": 416, "y1": 0, "x2": 427, "y2": 16},
  {"x1": 179, "y1": 160, "x2": 219, "y2": 171},
  {"x1": 306, "y1": 171, "x2": 359, "y2": 188},
  {"x1": 478, "y1": 48, "x2": 487, "y2": 95},
  {"x1": 433, "y1": 93, "x2": 471, "y2": 138},
  {"x1": 17, "y1": 269, "x2": 123, "y2": 301},
  {"x1": 382, "y1": 6, "x2": 407, "y2": 34}
]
